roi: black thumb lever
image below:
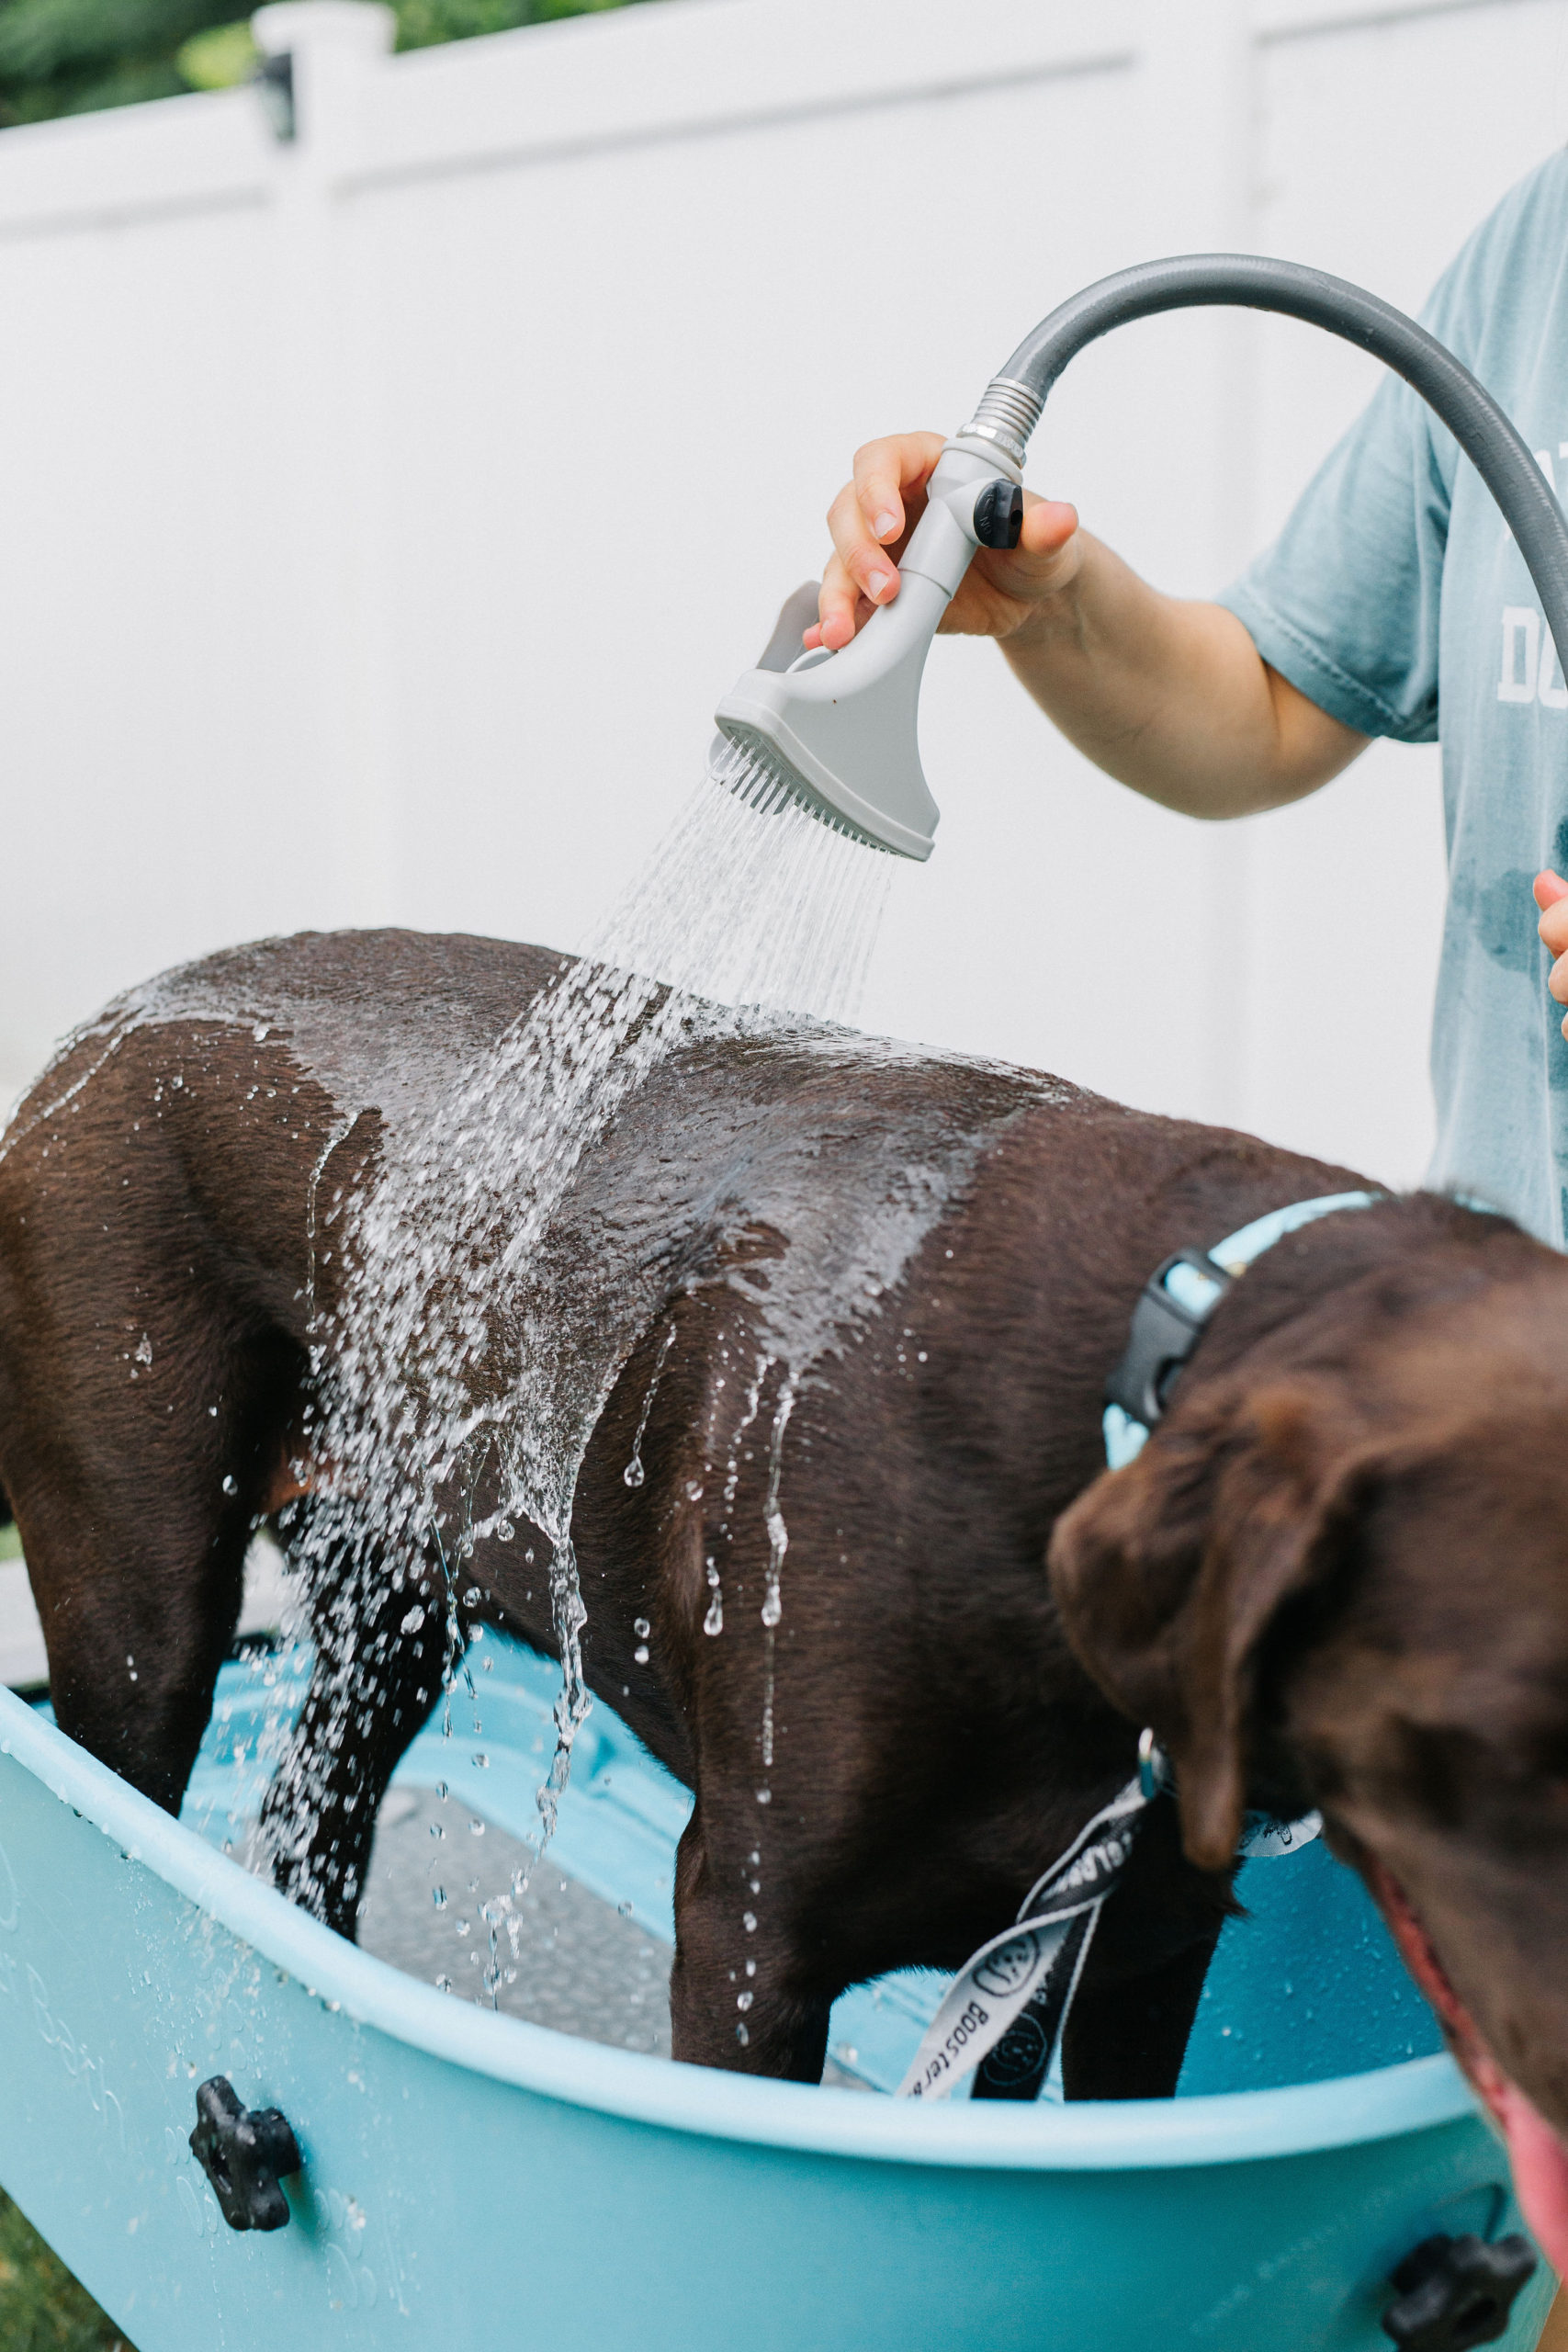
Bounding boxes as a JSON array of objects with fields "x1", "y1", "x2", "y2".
[
  {"x1": 1382, "y1": 2231, "x2": 1537, "y2": 2349},
  {"x1": 972, "y1": 479, "x2": 1023, "y2": 550},
  {"x1": 190, "y1": 2075, "x2": 302, "y2": 2233}
]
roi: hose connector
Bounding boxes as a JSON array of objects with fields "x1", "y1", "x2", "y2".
[{"x1": 956, "y1": 376, "x2": 1044, "y2": 471}]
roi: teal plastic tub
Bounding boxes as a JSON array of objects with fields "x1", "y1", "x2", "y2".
[{"x1": 0, "y1": 1637, "x2": 1551, "y2": 2351}]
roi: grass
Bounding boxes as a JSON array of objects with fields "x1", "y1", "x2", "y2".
[{"x1": 0, "y1": 2192, "x2": 139, "y2": 2352}]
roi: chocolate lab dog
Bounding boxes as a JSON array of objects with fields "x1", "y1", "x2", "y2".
[{"x1": 3, "y1": 929, "x2": 1567, "y2": 2263}]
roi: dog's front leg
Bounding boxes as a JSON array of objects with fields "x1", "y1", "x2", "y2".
[
  {"x1": 1057, "y1": 1797, "x2": 1232, "y2": 2099},
  {"x1": 1058, "y1": 1928, "x2": 1224, "y2": 2099},
  {"x1": 668, "y1": 1808, "x2": 833, "y2": 2082}
]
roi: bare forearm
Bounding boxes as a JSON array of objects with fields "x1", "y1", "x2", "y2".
[
  {"x1": 999, "y1": 535, "x2": 1365, "y2": 819},
  {"x1": 811, "y1": 435, "x2": 1368, "y2": 819}
]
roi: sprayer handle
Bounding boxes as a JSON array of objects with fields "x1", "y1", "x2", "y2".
[{"x1": 897, "y1": 445, "x2": 1021, "y2": 601}]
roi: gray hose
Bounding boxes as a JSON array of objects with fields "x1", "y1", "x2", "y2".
[{"x1": 963, "y1": 252, "x2": 1568, "y2": 675}]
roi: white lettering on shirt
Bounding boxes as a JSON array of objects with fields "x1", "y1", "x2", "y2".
[{"x1": 1500, "y1": 605, "x2": 1541, "y2": 703}]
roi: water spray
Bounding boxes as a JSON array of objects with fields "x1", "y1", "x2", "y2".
[{"x1": 714, "y1": 253, "x2": 1568, "y2": 862}]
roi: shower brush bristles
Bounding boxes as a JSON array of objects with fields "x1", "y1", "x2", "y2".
[{"x1": 708, "y1": 734, "x2": 890, "y2": 852}]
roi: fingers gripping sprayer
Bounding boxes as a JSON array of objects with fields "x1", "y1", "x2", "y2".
[{"x1": 714, "y1": 254, "x2": 1568, "y2": 861}]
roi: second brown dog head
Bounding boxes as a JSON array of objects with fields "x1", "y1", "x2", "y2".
[
  {"x1": 1049, "y1": 1370, "x2": 1393, "y2": 1870},
  {"x1": 1048, "y1": 1307, "x2": 1568, "y2": 2256}
]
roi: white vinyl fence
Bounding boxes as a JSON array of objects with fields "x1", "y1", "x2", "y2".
[{"x1": 3, "y1": 0, "x2": 1568, "y2": 1190}]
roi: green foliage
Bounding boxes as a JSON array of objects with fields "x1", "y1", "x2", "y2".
[
  {"x1": 0, "y1": 0, "x2": 235, "y2": 122},
  {"x1": 0, "y1": 2190, "x2": 138, "y2": 2352},
  {"x1": 396, "y1": 0, "x2": 649, "y2": 46},
  {"x1": 175, "y1": 18, "x2": 256, "y2": 90},
  {"x1": 0, "y1": 0, "x2": 657, "y2": 127}
]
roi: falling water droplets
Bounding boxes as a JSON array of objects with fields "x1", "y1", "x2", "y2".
[
  {"x1": 623, "y1": 1320, "x2": 676, "y2": 1488},
  {"x1": 759, "y1": 1380, "x2": 795, "y2": 1770}
]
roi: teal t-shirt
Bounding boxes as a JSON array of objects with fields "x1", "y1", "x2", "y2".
[{"x1": 1218, "y1": 151, "x2": 1568, "y2": 1246}]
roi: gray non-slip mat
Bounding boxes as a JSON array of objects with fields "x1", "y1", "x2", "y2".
[
  {"x1": 355, "y1": 1783, "x2": 865, "y2": 2088},
  {"x1": 356, "y1": 1782, "x2": 671, "y2": 2054}
]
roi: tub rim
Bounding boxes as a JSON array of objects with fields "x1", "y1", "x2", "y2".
[{"x1": 0, "y1": 1682, "x2": 1481, "y2": 2176}]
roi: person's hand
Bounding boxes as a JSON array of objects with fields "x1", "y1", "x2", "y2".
[
  {"x1": 805, "y1": 431, "x2": 1082, "y2": 653},
  {"x1": 1534, "y1": 871, "x2": 1568, "y2": 1038}
]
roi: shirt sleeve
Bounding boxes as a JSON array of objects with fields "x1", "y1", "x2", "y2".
[{"x1": 1215, "y1": 264, "x2": 1481, "y2": 747}]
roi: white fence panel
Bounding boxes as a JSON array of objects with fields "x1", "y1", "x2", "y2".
[{"x1": 0, "y1": 0, "x2": 1563, "y2": 1193}]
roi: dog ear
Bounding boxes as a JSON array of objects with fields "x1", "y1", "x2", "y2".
[{"x1": 1048, "y1": 1378, "x2": 1374, "y2": 1871}]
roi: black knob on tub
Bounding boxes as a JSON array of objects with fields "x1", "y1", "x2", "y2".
[
  {"x1": 1382, "y1": 2231, "x2": 1537, "y2": 2349},
  {"x1": 190, "y1": 2075, "x2": 302, "y2": 2233},
  {"x1": 972, "y1": 479, "x2": 1023, "y2": 549}
]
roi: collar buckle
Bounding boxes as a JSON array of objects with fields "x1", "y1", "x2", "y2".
[{"x1": 1104, "y1": 1248, "x2": 1234, "y2": 1430}]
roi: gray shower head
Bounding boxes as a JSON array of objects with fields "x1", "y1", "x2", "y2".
[{"x1": 711, "y1": 439, "x2": 1024, "y2": 863}]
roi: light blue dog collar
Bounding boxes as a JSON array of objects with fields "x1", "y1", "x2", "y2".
[{"x1": 1102, "y1": 1190, "x2": 1384, "y2": 1472}]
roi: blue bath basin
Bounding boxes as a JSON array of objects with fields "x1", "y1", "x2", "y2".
[{"x1": 0, "y1": 1636, "x2": 1551, "y2": 2350}]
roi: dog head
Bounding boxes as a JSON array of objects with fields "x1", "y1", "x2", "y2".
[{"x1": 1049, "y1": 1307, "x2": 1568, "y2": 2268}]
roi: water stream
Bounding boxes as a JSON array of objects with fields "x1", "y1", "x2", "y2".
[{"x1": 266, "y1": 761, "x2": 897, "y2": 1884}]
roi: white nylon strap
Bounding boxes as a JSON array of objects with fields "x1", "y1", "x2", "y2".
[
  {"x1": 897, "y1": 1775, "x2": 1147, "y2": 2099},
  {"x1": 895, "y1": 1776, "x2": 1322, "y2": 2103}
]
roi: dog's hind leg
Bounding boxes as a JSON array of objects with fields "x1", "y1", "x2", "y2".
[
  {"x1": 22, "y1": 1467, "x2": 253, "y2": 1815},
  {"x1": 7, "y1": 1332, "x2": 298, "y2": 1815},
  {"x1": 257, "y1": 1499, "x2": 446, "y2": 1940},
  {"x1": 0, "y1": 1139, "x2": 310, "y2": 1806}
]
